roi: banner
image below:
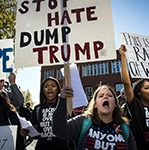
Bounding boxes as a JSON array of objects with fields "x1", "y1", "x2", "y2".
[
  {"x1": 120, "y1": 32, "x2": 149, "y2": 79},
  {"x1": 0, "y1": 39, "x2": 13, "y2": 79},
  {"x1": 15, "y1": 0, "x2": 116, "y2": 68}
]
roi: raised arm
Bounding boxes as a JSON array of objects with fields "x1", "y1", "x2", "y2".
[
  {"x1": 119, "y1": 45, "x2": 134, "y2": 103},
  {"x1": 53, "y1": 86, "x2": 83, "y2": 142},
  {"x1": 8, "y1": 73, "x2": 24, "y2": 106}
]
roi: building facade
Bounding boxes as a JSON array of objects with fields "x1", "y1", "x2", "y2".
[{"x1": 41, "y1": 50, "x2": 138, "y2": 100}]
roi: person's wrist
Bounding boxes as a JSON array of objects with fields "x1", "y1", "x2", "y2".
[
  {"x1": 121, "y1": 53, "x2": 126, "y2": 58},
  {"x1": 58, "y1": 94, "x2": 66, "y2": 100},
  {"x1": 10, "y1": 82, "x2": 15, "y2": 85}
]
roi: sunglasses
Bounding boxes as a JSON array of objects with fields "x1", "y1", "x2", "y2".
[{"x1": 0, "y1": 80, "x2": 4, "y2": 83}]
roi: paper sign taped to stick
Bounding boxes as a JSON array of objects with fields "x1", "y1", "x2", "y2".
[
  {"x1": 0, "y1": 125, "x2": 17, "y2": 150},
  {"x1": 120, "y1": 32, "x2": 149, "y2": 79},
  {"x1": 15, "y1": 0, "x2": 116, "y2": 68},
  {"x1": 61, "y1": 63, "x2": 88, "y2": 108}
]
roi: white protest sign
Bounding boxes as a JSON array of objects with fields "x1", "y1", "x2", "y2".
[
  {"x1": 70, "y1": 64, "x2": 88, "y2": 108},
  {"x1": 0, "y1": 126, "x2": 17, "y2": 150},
  {"x1": 17, "y1": 114, "x2": 40, "y2": 137},
  {"x1": 120, "y1": 32, "x2": 149, "y2": 79},
  {"x1": 61, "y1": 63, "x2": 88, "y2": 108},
  {"x1": 0, "y1": 39, "x2": 14, "y2": 79},
  {"x1": 15, "y1": 0, "x2": 116, "y2": 68}
]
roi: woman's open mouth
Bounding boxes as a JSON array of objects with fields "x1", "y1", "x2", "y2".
[{"x1": 102, "y1": 101, "x2": 109, "y2": 108}]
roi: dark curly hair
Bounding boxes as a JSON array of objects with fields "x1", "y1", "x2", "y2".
[{"x1": 133, "y1": 79, "x2": 149, "y2": 99}]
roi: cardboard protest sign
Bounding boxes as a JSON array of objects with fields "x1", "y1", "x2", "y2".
[
  {"x1": 0, "y1": 39, "x2": 13, "y2": 79},
  {"x1": 0, "y1": 126, "x2": 17, "y2": 150},
  {"x1": 15, "y1": 0, "x2": 116, "y2": 68},
  {"x1": 120, "y1": 32, "x2": 149, "y2": 79}
]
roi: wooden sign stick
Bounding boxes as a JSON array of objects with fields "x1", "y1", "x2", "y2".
[{"x1": 64, "y1": 63, "x2": 73, "y2": 116}]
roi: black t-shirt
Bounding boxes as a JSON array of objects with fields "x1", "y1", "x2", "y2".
[
  {"x1": 84, "y1": 121, "x2": 126, "y2": 150},
  {"x1": 129, "y1": 97, "x2": 149, "y2": 150},
  {"x1": 31, "y1": 102, "x2": 67, "y2": 150}
]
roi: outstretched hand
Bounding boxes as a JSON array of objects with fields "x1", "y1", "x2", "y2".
[{"x1": 60, "y1": 86, "x2": 73, "y2": 99}]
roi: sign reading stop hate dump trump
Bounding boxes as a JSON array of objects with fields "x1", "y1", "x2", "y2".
[{"x1": 15, "y1": 0, "x2": 116, "y2": 68}]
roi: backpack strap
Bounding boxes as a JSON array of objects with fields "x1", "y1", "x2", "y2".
[
  {"x1": 78, "y1": 116, "x2": 92, "y2": 146},
  {"x1": 121, "y1": 123, "x2": 130, "y2": 142}
]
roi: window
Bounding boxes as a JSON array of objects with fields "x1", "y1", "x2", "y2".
[
  {"x1": 56, "y1": 69, "x2": 63, "y2": 80},
  {"x1": 82, "y1": 62, "x2": 109, "y2": 77},
  {"x1": 97, "y1": 64, "x2": 101, "y2": 75},
  {"x1": 94, "y1": 63, "x2": 98, "y2": 75},
  {"x1": 101, "y1": 63, "x2": 104, "y2": 74},
  {"x1": 105, "y1": 62, "x2": 109, "y2": 74},
  {"x1": 87, "y1": 65, "x2": 91, "y2": 76},
  {"x1": 44, "y1": 69, "x2": 54, "y2": 78},
  {"x1": 111, "y1": 60, "x2": 121, "y2": 73},
  {"x1": 82, "y1": 65, "x2": 87, "y2": 77},
  {"x1": 85, "y1": 87, "x2": 93, "y2": 99},
  {"x1": 115, "y1": 84, "x2": 124, "y2": 92}
]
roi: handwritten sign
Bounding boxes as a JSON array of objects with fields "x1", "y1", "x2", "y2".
[
  {"x1": 0, "y1": 39, "x2": 13, "y2": 79},
  {"x1": 15, "y1": 0, "x2": 116, "y2": 68},
  {"x1": 120, "y1": 32, "x2": 149, "y2": 79},
  {"x1": 0, "y1": 126, "x2": 17, "y2": 150}
]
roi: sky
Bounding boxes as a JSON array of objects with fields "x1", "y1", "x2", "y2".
[{"x1": 16, "y1": 0, "x2": 149, "y2": 106}]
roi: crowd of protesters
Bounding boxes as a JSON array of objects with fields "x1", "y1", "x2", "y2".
[{"x1": 1, "y1": 44, "x2": 149, "y2": 150}]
